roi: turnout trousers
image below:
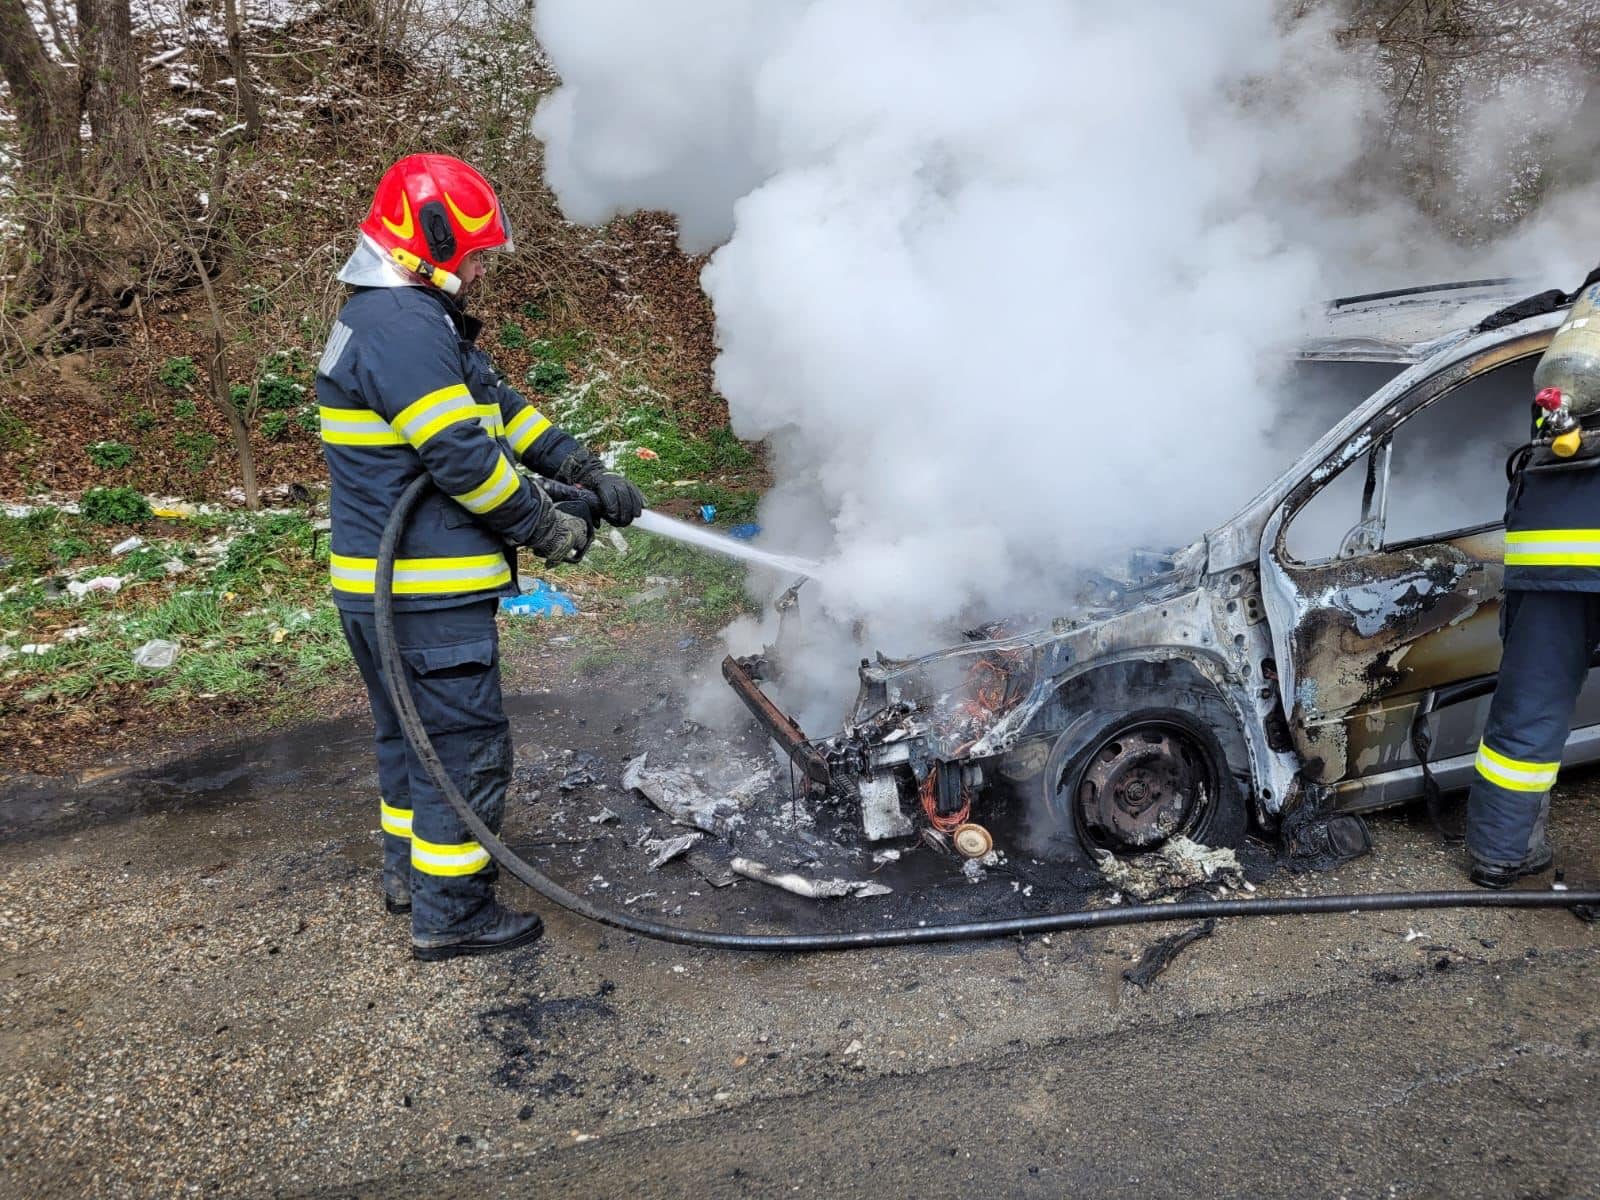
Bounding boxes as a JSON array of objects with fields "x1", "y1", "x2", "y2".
[
  {"x1": 1465, "y1": 589, "x2": 1600, "y2": 868},
  {"x1": 339, "y1": 600, "x2": 512, "y2": 940}
]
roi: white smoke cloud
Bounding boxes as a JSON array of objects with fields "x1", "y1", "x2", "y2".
[
  {"x1": 531, "y1": 0, "x2": 1597, "y2": 726},
  {"x1": 532, "y1": 0, "x2": 799, "y2": 251}
]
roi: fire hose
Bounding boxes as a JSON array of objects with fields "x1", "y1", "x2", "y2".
[{"x1": 374, "y1": 475, "x2": 1600, "y2": 951}]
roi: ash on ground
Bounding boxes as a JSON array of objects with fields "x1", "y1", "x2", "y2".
[{"x1": 502, "y1": 681, "x2": 1282, "y2": 937}]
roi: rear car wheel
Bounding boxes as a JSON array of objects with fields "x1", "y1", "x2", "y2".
[{"x1": 1041, "y1": 707, "x2": 1247, "y2": 863}]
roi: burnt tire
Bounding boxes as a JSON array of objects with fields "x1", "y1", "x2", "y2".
[{"x1": 1041, "y1": 706, "x2": 1247, "y2": 865}]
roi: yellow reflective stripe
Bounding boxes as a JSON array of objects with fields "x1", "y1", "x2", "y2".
[
  {"x1": 329, "y1": 552, "x2": 512, "y2": 596},
  {"x1": 393, "y1": 384, "x2": 476, "y2": 448},
  {"x1": 476, "y1": 404, "x2": 505, "y2": 437},
  {"x1": 1505, "y1": 553, "x2": 1600, "y2": 566},
  {"x1": 1505, "y1": 529, "x2": 1600, "y2": 567},
  {"x1": 411, "y1": 834, "x2": 490, "y2": 877},
  {"x1": 1474, "y1": 741, "x2": 1558, "y2": 793},
  {"x1": 506, "y1": 407, "x2": 552, "y2": 455},
  {"x1": 452, "y1": 454, "x2": 520, "y2": 515},
  {"x1": 380, "y1": 801, "x2": 412, "y2": 839},
  {"x1": 319, "y1": 406, "x2": 406, "y2": 446}
]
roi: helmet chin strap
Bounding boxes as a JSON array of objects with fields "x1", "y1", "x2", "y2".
[{"x1": 387, "y1": 246, "x2": 462, "y2": 296}]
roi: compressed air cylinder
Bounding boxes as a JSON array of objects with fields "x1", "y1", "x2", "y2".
[{"x1": 1533, "y1": 281, "x2": 1600, "y2": 419}]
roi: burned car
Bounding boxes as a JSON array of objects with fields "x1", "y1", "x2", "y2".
[{"x1": 727, "y1": 279, "x2": 1595, "y2": 862}]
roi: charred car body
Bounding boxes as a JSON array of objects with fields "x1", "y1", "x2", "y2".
[{"x1": 727, "y1": 279, "x2": 1598, "y2": 862}]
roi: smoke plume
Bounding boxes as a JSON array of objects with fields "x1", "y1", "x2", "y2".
[{"x1": 533, "y1": 0, "x2": 1600, "y2": 727}]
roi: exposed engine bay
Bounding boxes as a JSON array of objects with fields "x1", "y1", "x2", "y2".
[{"x1": 719, "y1": 282, "x2": 1600, "y2": 867}]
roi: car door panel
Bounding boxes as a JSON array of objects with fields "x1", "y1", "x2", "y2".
[{"x1": 1264, "y1": 529, "x2": 1502, "y2": 783}]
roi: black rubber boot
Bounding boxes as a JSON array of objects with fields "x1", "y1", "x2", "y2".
[
  {"x1": 384, "y1": 891, "x2": 412, "y2": 916},
  {"x1": 1469, "y1": 849, "x2": 1554, "y2": 890},
  {"x1": 411, "y1": 906, "x2": 544, "y2": 962}
]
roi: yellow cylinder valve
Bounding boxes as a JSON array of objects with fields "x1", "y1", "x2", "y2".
[{"x1": 1553, "y1": 429, "x2": 1583, "y2": 458}]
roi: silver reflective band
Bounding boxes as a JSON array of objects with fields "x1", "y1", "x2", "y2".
[
  {"x1": 318, "y1": 321, "x2": 354, "y2": 377},
  {"x1": 392, "y1": 387, "x2": 477, "y2": 446}
]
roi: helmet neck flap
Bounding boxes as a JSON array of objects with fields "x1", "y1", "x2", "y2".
[{"x1": 337, "y1": 232, "x2": 421, "y2": 290}]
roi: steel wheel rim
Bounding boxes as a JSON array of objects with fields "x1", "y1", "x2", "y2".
[{"x1": 1062, "y1": 720, "x2": 1216, "y2": 852}]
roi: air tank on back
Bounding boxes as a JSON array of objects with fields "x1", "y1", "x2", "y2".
[
  {"x1": 1531, "y1": 280, "x2": 1600, "y2": 457},
  {"x1": 1534, "y1": 279, "x2": 1600, "y2": 410}
]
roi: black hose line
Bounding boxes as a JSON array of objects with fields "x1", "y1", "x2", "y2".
[{"x1": 374, "y1": 476, "x2": 1600, "y2": 952}]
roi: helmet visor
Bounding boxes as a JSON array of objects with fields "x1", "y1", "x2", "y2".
[{"x1": 492, "y1": 206, "x2": 515, "y2": 256}]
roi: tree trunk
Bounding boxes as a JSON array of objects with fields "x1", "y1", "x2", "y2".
[
  {"x1": 0, "y1": 0, "x2": 82, "y2": 196},
  {"x1": 0, "y1": 0, "x2": 84, "y2": 295},
  {"x1": 218, "y1": 394, "x2": 261, "y2": 510},
  {"x1": 183, "y1": 243, "x2": 260, "y2": 510},
  {"x1": 77, "y1": 0, "x2": 144, "y2": 185},
  {"x1": 222, "y1": 0, "x2": 262, "y2": 141}
]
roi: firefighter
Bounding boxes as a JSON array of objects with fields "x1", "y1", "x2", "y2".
[
  {"x1": 317, "y1": 154, "x2": 643, "y2": 959},
  {"x1": 1465, "y1": 415, "x2": 1600, "y2": 887}
]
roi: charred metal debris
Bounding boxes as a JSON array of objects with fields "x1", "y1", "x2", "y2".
[{"x1": 718, "y1": 282, "x2": 1588, "y2": 870}]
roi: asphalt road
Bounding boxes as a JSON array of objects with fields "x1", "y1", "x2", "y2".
[
  {"x1": 358, "y1": 948, "x2": 1600, "y2": 1200},
  {"x1": 2, "y1": 671, "x2": 1598, "y2": 1199}
]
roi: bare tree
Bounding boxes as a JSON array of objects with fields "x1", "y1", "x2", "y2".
[
  {"x1": 0, "y1": 0, "x2": 221, "y2": 354},
  {"x1": 0, "y1": 0, "x2": 86, "y2": 317},
  {"x1": 182, "y1": 241, "x2": 261, "y2": 510},
  {"x1": 76, "y1": 0, "x2": 143, "y2": 183},
  {"x1": 0, "y1": 0, "x2": 83, "y2": 196},
  {"x1": 222, "y1": 0, "x2": 262, "y2": 142},
  {"x1": 1333, "y1": 0, "x2": 1600, "y2": 239}
]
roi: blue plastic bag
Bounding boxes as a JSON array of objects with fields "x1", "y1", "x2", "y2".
[
  {"x1": 501, "y1": 579, "x2": 578, "y2": 618},
  {"x1": 700, "y1": 504, "x2": 717, "y2": 523},
  {"x1": 728, "y1": 523, "x2": 761, "y2": 541}
]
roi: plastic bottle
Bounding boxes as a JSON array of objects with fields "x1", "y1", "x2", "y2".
[{"x1": 1533, "y1": 280, "x2": 1600, "y2": 419}]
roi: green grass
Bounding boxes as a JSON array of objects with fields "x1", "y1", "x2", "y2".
[
  {"x1": 159, "y1": 355, "x2": 199, "y2": 390},
  {"x1": 552, "y1": 382, "x2": 757, "y2": 504},
  {"x1": 571, "y1": 642, "x2": 631, "y2": 674},
  {"x1": 49, "y1": 534, "x2": 96, "y2": 567},
  {"x1": 256, "y1": 353, "x2": 307, "y2": 411},
  {"x1": 527, "y1": 361, "x2": 570, "y2": 393},
  {"x1": 213, "y1": 512, "x2": 320, "y2": 589},
  {"x1": 88, "y1": 440, "x2": 134, "y2": 469},
  {"x1": 18, "y1": 593, "x2": 347, "y2": 704},
  {"x1": 173, "y1": 429, "x2": 217, "y2": 472},
  {"x1": 80, "y1": 487, "x2": 153, "y2": 525},
  {"x1": 670, "y1": 481, "x2": 761, "y2": 522},
  {"x1": 1, "y1": 510, "x2": 70, "y2": 578},
  {"x1": 2, "y1": 507, "x2": 345, "y2": 711},
  {"x1": 531, "y1": 330, "x2": 591, "y2": 364},
  {"x1": 0, "y1": 408, "x2": 33, "y2": 451},
  {"x1": 119, "y1": 546, "x2": 176, "y2": 582},
  {"x1": 504, "y1": 326, "x2": 764, "y2": 528},
  {"x1": 572, "y1": 528, "x2": 757, "y2": 623}
]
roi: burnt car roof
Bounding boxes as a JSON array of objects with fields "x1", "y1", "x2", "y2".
[{"x1": 1297, "y1": 278, "x2": 1534, "y2": 364}]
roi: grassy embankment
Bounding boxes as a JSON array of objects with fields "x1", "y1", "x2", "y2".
[{"x1": 0, "y1": 324, "x2": 763, "y2": 765}]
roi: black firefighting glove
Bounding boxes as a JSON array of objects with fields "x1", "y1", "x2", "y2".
[
  {"x1": 556, "y1": 447, "x2": 645, "y2": 528},
  {"x1": 525, "y1": 488, "x2": 594, "y2": 567}
]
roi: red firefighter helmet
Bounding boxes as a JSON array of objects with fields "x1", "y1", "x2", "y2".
[{"x1": 359, "y1": 154, "x2": 514, "y2": 279}]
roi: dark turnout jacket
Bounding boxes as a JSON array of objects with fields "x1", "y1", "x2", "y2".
[
  {"x1": 314, "y1": 285, "x2": 580, "y2": 611},
  {"x1": 1505, "y1": 428, "x2": 1600, "y2": 594}
]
